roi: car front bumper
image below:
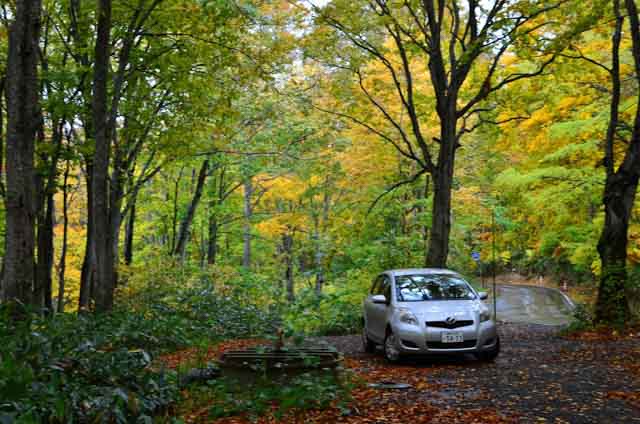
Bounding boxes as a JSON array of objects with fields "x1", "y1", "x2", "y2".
[{"x1": 391, "y1": 320, "x2": 498, "y2": 354}]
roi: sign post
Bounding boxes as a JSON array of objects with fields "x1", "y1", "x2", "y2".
[
  {"x1": 471, "y1": 251, "x2": 483, "y2": 288},
  {"x1": 492, "y1": 210, "x2": 497, "y2": 322}
]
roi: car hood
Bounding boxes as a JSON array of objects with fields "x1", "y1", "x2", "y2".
[{"x1": 398, "y1": 300, "x2": 485, "y2": 320}]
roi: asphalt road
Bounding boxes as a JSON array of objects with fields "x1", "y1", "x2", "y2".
[{"x1": 488, "y1": 284, "x2": 574, "y2": 326}]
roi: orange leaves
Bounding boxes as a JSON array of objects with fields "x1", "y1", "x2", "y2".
[
  {"x1": 564, "y1": 326, "x2": 640, "y2": 342},
  {"x1": 606, "y1": 391, "x2": 640, "y2": 409},
  {"x1": 159, "y1": 339, "x2": 266, "y2": 370},
  {"x1": 176, "y1": 340, "x2": 517, "y2": 424}
]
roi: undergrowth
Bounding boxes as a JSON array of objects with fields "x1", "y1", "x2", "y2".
[{"x1": 0, "y1": 272, "x2": 279, "y2": 423}]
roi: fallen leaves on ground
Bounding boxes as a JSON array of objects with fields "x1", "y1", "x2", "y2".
[
  {"x1": 563, "y1": 326, "x2": 640, "y2": 342},
  {"x1": 174, "y1": 323, "x2": 640, "y2": 423},
  {"x1": 159, "y1": 339, "x2": 266, "y2": 369},
  {"x1": 606, "y1": 391, "x2": 640, "y2": 409},
  {"x1": 179, "y1": 342, "x2": 517, "y2": 423}
]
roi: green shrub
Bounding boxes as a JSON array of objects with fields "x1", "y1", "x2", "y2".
[
  {"x1": 206, "y1": 371, "x2": 356, "y2": 421},
  {"x1": 564, "y1": 302, "x2": 595, "y2": 333},
  {"x1": 0, "y1": 273, "x2": 281, "y2": 423},
  {"x1": 285, "y1": 269, "x2": 372, "y2": 336},
  {"x1": 0, "y1": 309, "x2": 179, "y2": 423}
]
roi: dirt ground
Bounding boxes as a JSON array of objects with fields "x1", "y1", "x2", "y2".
[
  {"x1": 180, "y1": 323, "x2": 640, "y2": 423},
  {"x1": 317, "y1": 323, "x2": 640, "y2": 423}
]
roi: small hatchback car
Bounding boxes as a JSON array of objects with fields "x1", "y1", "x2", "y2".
[{"x1": 362, "y1": 268, "x2": 499, "y2": 362}]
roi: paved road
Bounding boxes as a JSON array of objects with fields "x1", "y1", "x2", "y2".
[{"x1": 488, "y1": 284, "x2": 574, "y2": 326}]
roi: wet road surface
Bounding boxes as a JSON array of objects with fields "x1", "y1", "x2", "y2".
[{"x1": 489, "y1": 284, "x2": 574, "y2": 326}]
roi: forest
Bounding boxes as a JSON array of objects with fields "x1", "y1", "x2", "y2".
[{"x1": 0, "y1": 0, "x2": 639, "y2": 422}]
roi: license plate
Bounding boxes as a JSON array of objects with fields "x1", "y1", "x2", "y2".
[{"x1": 441, "y1": 332, "x2": 464, "y2": 343}]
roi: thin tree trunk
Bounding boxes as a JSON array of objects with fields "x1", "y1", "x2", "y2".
[
  {"x1": 0, "y1": 77, "x2": 4, "y2": 300},
  {"x1": 313, "y1": 213, "x2": 324, "y2": 296},
  {"x1": 174, "y1": 159, "x2": 209, "y2": 260},
  {"x1": 314, "y1": 181, "x2": 332, "y2": 295},
  {"x1": 35, "y1": 186, "x2": 54, "y2": 312},
  {"x1": 0, "y1": 77, "x2": 6, "y2": 200},
  {"x1": 57, "y1": 160, "x2": 70, "y2": 313},
  {"x1": 282, "y1": 231, "x2": 294, "y2": 302},
  {"x1": 170, "y1": 167, "x2": 184, "y2": 254},
  {"x1": 242, "y1": 177, "x2": 253, "y2": 269},
  {"x1": 124, "y1": 198, "x2": 136, "y2": 265},
  {"x1": 72, "y1": 0, "x2": 95, "y2": 311},
  {"x1": 423, "y1": 175, "x2": 430, "y2": 266},
  {"x1": 109, "y1": 160, "x2": 124, "y2": 285},
  {"x1": 78, "y1": 164, "x2": 94, "y2": 310},
  {"x1": 91, "y1": 0, "x2": 114, "y2": 312},
  {"x1": 3, "y1": 0, "x2": 41, "y2": 312},
  {"x1": 199, "y1": 220, "x2": 206, "y2": 268},
  {"x1": 207, "y1": 215, "x2": 218, "y2": 265},
  {"x1": 35, "y1": 122, "x2": 62, "y2": 313}
]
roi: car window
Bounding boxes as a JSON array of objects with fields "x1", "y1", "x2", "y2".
[
  {"x1": 369, "y1": 277, "x2": 380, "y2": 295},
  {"x1": 395, "y1": 274, "x2": 476, "y2": 301},
  {"x1": 382, "y1": 276, "x2": 391, "y2": 301}
]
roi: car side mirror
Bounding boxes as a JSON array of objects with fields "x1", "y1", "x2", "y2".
[
  {"x1": 478, "y1": 292, "x2": 488, "y2": 300},
  {"x1": 371, "y1": 294, "x2": 388, "y2": 305}
]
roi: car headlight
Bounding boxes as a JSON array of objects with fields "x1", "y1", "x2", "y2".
[
  {"x1": 397, "y1": 309, "x2": 419, "y2": 326},
  {"x1": 480, "y1": 310, "x2": 491, "y2": 322}
]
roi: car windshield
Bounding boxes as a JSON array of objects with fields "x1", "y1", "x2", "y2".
[{"x1": 395, "y1": 274, "x2": 476, "y2": 301}]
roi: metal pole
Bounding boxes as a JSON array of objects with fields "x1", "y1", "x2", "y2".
[{"x1": 492, "y1": 209, "x2": 497, "y2": 321}]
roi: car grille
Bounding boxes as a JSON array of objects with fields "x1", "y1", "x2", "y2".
[
  {"x1": 425, "y1": 320, "x2": 474, "y2": 329},
  {"x1": 427, "y1": 340, "x2": 477, "y2": 349}
]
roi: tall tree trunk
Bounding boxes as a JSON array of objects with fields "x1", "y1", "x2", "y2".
[
  {"x1": 35, "y1": 122, "x2": 62, "y2": 313},
  {"x1": 595, "y1": 0, "x2": 640, "y2": 324},
  {"x1": 91, "y1": 0, "x2": 114, "y2": 313},
  {"x1": 57, "y1": 160, "x2": 70, "y2": 313},
  {"x1": 72, "y1": 0, "x2": 95, "y2": 311},
  {"x1": 3, "y1": 0, "x2": 41, "y2": 312},
  {"x1": 124, "y1": 198, "x2": 136, "y2": 265},
  {"x1": 596, "y1": 176, "x2": 637, "y2": 323},
  {"x1": 174, "y1": 159, "x2": 209, "y2": 260},
  {"x1": 242, "y1": 177, "x2": 253, "y2": 269},
  {"x1": 426, "y1": 108, "x2": 457, "y2": 268}
]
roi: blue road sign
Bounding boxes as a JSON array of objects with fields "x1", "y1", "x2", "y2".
[{"x1": 471, "y1": 251, "x2": 481, "y2": 262}]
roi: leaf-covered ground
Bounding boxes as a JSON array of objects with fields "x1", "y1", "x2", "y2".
[{"x1": 172, "y1": 324, "x2": 640, "y2": 423}]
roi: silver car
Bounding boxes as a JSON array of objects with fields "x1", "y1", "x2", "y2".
[{"x1": 362, "y1": 268, "x2": 500, "y2": 362}]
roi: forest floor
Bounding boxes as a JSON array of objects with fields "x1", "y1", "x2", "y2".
[{"x1": 175, "y1": 323, "x2": 640, "y2": 423}]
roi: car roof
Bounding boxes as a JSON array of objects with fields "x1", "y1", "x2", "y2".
[{"x1": 386, "y1": 268, "x2": 460, "y2": 277}]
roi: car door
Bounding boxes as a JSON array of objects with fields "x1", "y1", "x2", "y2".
[{"x1": 368, "y1": 275, "x2": 391, "y2": 342}]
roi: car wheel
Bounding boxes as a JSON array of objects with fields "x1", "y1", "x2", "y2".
[
  {"x1": 476, "y1": 336, "x2": 500, "y2": 362},
  {"x1": 383, "y1": 330, "x2": 402, "y2": 363},
  {"x1": 362, "y1": 324, "x2": 376, "y2": 353}
]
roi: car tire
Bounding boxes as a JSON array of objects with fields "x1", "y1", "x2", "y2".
[
  {"x1": 476, "y1": 336, "x2": 500, "y2": 362},
  {"x1": 362, "y1": 325, "x2": 376, "y2": 353},
  {"x1": 383, "y1": 329, "x2": 402, "y2": 363}
]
